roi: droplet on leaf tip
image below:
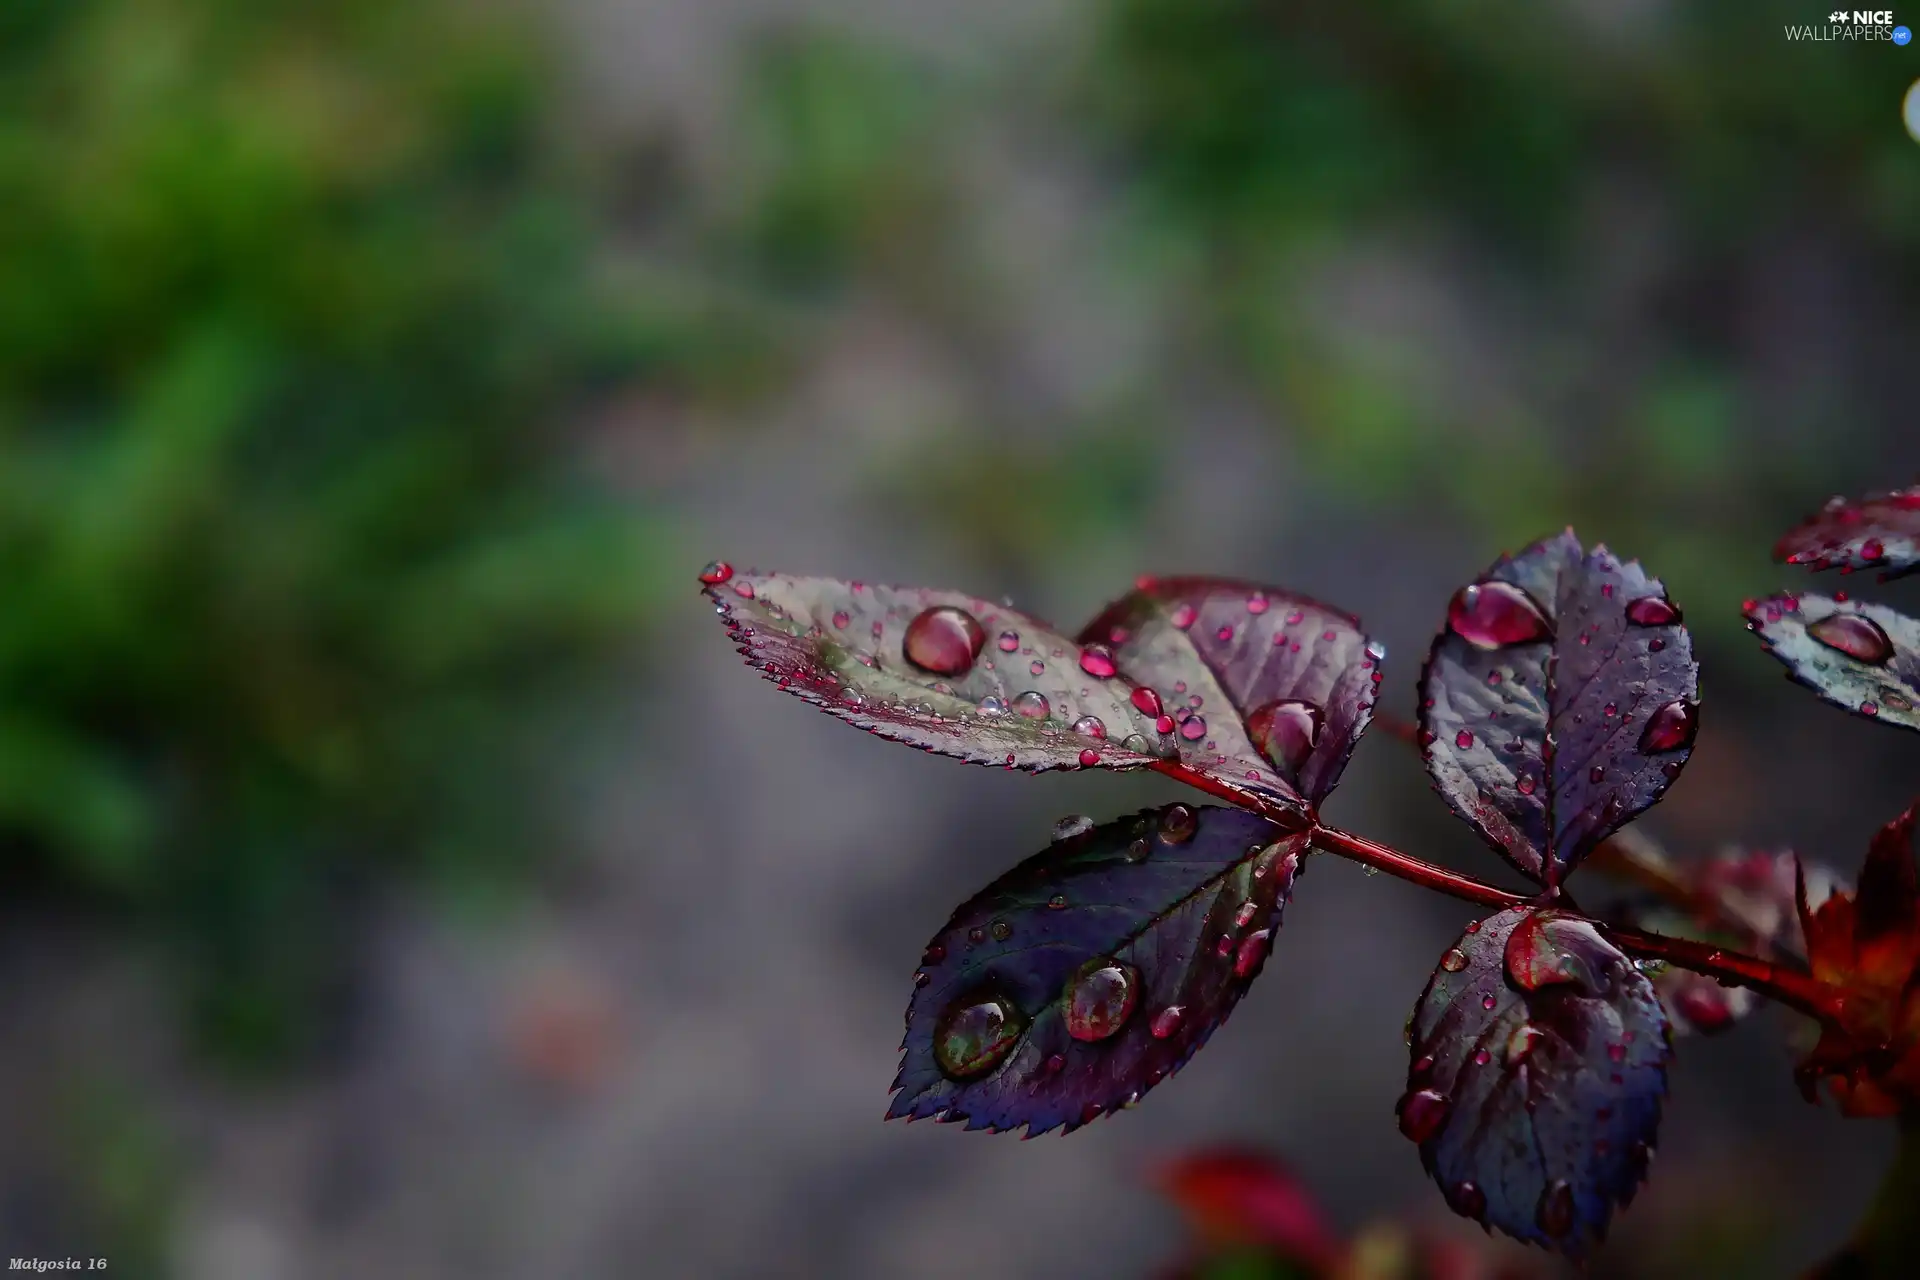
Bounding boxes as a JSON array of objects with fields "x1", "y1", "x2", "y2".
[{"x1": 698, "y1": 561, "x2": 734, "y2": 585}]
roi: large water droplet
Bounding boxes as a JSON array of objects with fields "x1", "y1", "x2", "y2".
[
  {"x1": 699, "y1": 561, "x2": 734, "y2": 585},
  {"x1": 1159, "y1": 804, "x2": 1197, "y2": 844},
  {"x1": 1439, "y1": 948, "x2": 1469, "y2": 973},
  {"x1": 1246, "y1": 699, "x2": 1323, "y2": 775},
  {"x1": 1233, "y1": 928, "x2": 1271, "y2": 978},
  {"x1": 1012, "y1": 691, "x2": 1051, "y2": 719},
  {"x1": 1397, "y1": 1088, "x2": 1450, "y2": 1144},
  {"x1": 1053, "y1": 814, "x2": 1095, "y2": 841},
  {"x1": 1079, "y1": 645, "x2": 1118, "y2": 678},
  {"x1": 1447, "y1": 580, "x2": 1551, "y2": 649},
  {"x1": 1073, "y1": 716, "x2": 1107, "y2": 739},
  {"x1": 1639, "y1": 699, "x2": 1698, "y2": 753},
  {"x1": 997, "y1": 630, "x2": 1020, "y2": 653},
  {"x1": 933, "y1": 993, "x2": 1025, "y2": 1079},
  {"x1": 1131, "y1": 687, "x2": 1164, "y2": 718},
  {"x1": 1807, "y1": 613, "x2": 1895, "y2": 665},
  {"x1": 1448, "y1": 1181, "x2": 1487, "y2": 1223},
  {"x1": 904, "y1": 606, "x2": 986, "y2": 676},
  {"x1": 1625, "y1": 596, "x2": 1681, "y2": 627},
  {"x1": 1121, "y1": 733, "x2": 1152, "y2": 753},
  {"x1": 977, "y1": 695, "x2": 1008, "y2": 717},
  {"x1": 1065, "y1": 962, "x2": 1138, "y2": 1042},
  {"x1": 1178, "y1": 715, "x2": 1208, "y2": 742},
  {"x1": 1149, "y1": 1006, "x2": 1185, "y2": 1039},
  {"x1": 1536, "y1": 1180, "x2": 1575, "y2": 1238}
]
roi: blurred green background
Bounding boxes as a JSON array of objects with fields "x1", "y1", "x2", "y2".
[{"x1": 0, "y1": 0, "x2": 1916, "y2": 1276}]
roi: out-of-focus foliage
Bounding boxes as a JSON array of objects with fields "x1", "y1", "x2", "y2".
[{"x1": 0, "y1": 0, "x2": 722, "y2": 1061}]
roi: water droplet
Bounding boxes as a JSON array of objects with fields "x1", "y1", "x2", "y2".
[
  {"x1": 1589, "y1": 765, "x2": 1605, "y2": 783},
  {"x1": 1626, "y1": 596, "x2": 1680, "y2": 627},
  {"x1": 914, "y1": 970, "x2": 930, "y2": 987},
  {"x1": 1863, "y1": 538, "x2": 1886, "y2": 561},
  {"x1": 1125, "y1": 838, "x2": 1152, "y2": 863},
  {"x1": 904, "y1": 606, "x2": 986, "y2": 676},
  {"x1": 1073, "y1": 716, "x2": 1108, "y2": 741},
  {"x1": 1215, "y1": 624, "x2": 1235, "y2": 642},
  {"x1": 1234, "y1": 928, "x2": 1271, "y2": 978},
  {"x1": 1130, "y1": 687, "x2": 1164, "y2": 718},
  {"x1": 997, "y1": 630, "x2": 1020, "y2": 653},
  {"x1": 991, "y1": 921, "x2": 1012, "y2": 941},
  {"x1": 1159, "y1": 804, "x2": 1197, "y2": 843},
  {"x1": 933, "y1": 993, "x2": 1026, "y2": 1079},
  {"x1": 1064, "y1": 962, "x2": 1138, "y2": 1042},
  {"x1": 1536, "y1": 1181, "x2": 1575, "y2": 1238},
  {"x1": 1044, "y1": 1053, "x2": 1066, "y2": 1074},
  {"x1": 1246, "y1": 593, "x2": 1269, "y2": 614},
  {"x1": 1455, "y1": 730, "x2": 1475, "y2": 750},
  {"x1": 1447, "y1": 580, "x2": 1551, "y2": 649},
  {"x1": 1807, "y1": 613, "x2": 1895, "y2": 665},
  {"x1": 1473, "y1": 1048, "x2": 1491, "y2": 1066},
  {"x1": 831, "y1": 610, "x2": 850, "y2": 630},
  {"x1": 1170, "y1": 603, "x2": 1197, "y2": 630},
  {"x1": 1012, "y1": 691, "x2": 1050, "y2": 719},
  {"x1": 698, "y1": 561, "x2": 734, "y2": 585},
  {"x1": 1448, "y1": 1181, "x2": 1487, "y2": 1223},
  {"x1": 1862, "y1": 700, "x2": 1881, "y2": 717},
  {"x1": 1639, "y1": 699, "x2": 1698, "y2": 753},
  {"x1": 1649, "y1": 637, "x2": 1666, "y2": 652},
  {"x1": 1246, "y1": 699, "x2": 1324, "y2": 776},
  {"x1": 1079, "y1": 645, "x2": 1118, "y2": 678},
  {"x1": 977, "y1": 695, "x2": 1008, "y2": 717},
  {"x1": 1121, "y1": 733, "x2": 1152, "y2": 754},
  {"x1": 1053, "y1": 814, "x2": 1095, "y2": 841},
  {"x1": 1179, "y1": 715, "x2": 1208, "y2": 741},
  {"x1": 1029, "y1": 660, "x2": 1046, "y2": 676},
  {"x1": 1047, "y1": 894, "x2": 1069, "y2": 913},
  {"x1": 1154, "y1": 715, "x2": 1175, "y2": 735},
  {"x1": 1149, "y1": 1006, "x2": 1185, "y2": 1039},
  {"x1": 1440, "y1": 948, "x2": 1469, "y2": 972},
  {"x1": 1078, "y1": 747, "x2": 1101, "y2": 767},
  {"x1": 923, "y1": 943, "x2": 946, "y2": 965},
  {"x1": 1517, "y1": 774, "x2": 1537, "y2": 796},
  {"x1": 732, "y1": 580, "x2": 756, "y2": 599},
  {"x1": 1397, "y1": 1088, "x2": 1451, "y2": 1144},
  {"x1": 1481, "y1": 993, "x2": 1497, "y2": 1010}
]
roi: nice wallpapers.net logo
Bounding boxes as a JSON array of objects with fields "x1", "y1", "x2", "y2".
[{"x1": 1788, "y1": 9, "x2": 1914, "y2": 41}]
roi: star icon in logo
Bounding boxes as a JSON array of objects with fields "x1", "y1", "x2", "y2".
[{"x1": 1830, "y1": 9, "x2": 1850, "y2": 20}]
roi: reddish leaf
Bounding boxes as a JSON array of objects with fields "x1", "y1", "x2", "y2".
[
  {"x1": 1151, "y1": 1148, "x2": 1342, "y2": 1270},
  {"x1": 1419, "y1": 533, "x2": 1700, "y2": 887},
  {"x1": 889, "y1": 805, "x2": 1306, "y2": 1135},
  {"x1": 1402, "y1": 907, "x2": 1672, "y2": 1257},
  {"x1": 1745, "y1": 593, "x2": 1920, "y2": 734},
  {"x1": 1776, "y1": 485, "x2": 1920, "y2": 581},
  {"x1": 1796, "y1": 801, "x2": 1920, "y2": 1116},
  {"x1": 1077, "y1": 578, "x2": 1383, "y2": 810},
  {"x1": 704, "y1": 569, "x2": 1173, "y2": 772}
]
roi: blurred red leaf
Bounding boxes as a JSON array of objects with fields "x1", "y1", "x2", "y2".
[{"x1": 1152, "y1": 1147, "x2": 1342, "y2": 1271}]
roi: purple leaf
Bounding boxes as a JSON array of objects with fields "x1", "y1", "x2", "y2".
[
  {"x1": 1401, "y1": 907, "x2": 1671, "y2": 1257},
  {"x1": 703, "y1": 568, "x2": 1174, "y2": 772},
  {"x1": 1775, "y1": 485, "x2": 1920, "y2": 581},
  {"x1": 1419, "y1": 533, "x2": 1700, "y2": 887},
  {"x1": 889, "y1": 804, "x2": 1306, "y2": 1135},
  {"x1": 1745, "y1": 593, "x2": 1920, "y2": 734},
  {"x1": 1076, "y1": 578, "x2": 1383, "y2": 811}
]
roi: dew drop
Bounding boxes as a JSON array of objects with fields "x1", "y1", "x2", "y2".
[
  {"x1": 1029, "y1": 660, "x2": 1046, "y2": 676},
  {"x1": 1065, "y1": 962, "x2": 1138, "y2": 1042},
  {"x1": 1439, "y1": 948, "x2": 1469, "y2": 973},
  {"x1": 1455, "y1": 729, "x2": 1475, "y2": 750},
  {"x1": 1536, "y1": 1181, "x2": 1575, "y2": 1238},
  {"x1": 1155, "y1": 715, "x2": 1175, "y2": 735},
  {"x1": 923, "y1": 943, "x2": 946, "y2": 965},
  {"x1": 1125, "y1": 837, "x2": 1152, "y2": 863},
  {"x1": 1246, "y1": 593, "x2": 1269, "y2": 614},
  {"x1": 1639, "y1": 699, "x2": 1698, "y2": 753},
  {"x1": 933, "y1": 993, "x2": 1026, "y2": 1079},
  {"x1": 1245, "y1": 699, "x2": 1323, "y2": 776},
  {"x1": 1863, "y1": 538, "x2": 1886, "y2": 561},
  {"x1": 1216, "y1": 625, "x2": 1235, "y2": 642},
  {"x1": 1517, "y1": 774, "x2": 1537, "y2": 796},
  {"x1": 732, "y1": 580, "x2": 756, "y2": 600},
  {"x1": 1073, "y1": 716, "x2": 1108, "y2": 740},
  {"x1": 1121, "y1": 732, "x2": 1152, "y2": 753},
  {"x1": 698, "y1": 561, "x2": 734, "y2": 585},
  {"x1": 904, "y1": 606, "x2": 986, "y2": 676},
  {"x1": 1078, "y1": 747, "x2": 1101, "y2": 767},
  {"x1": 1053, "y1": 814, "x2": 1095, "y2": 841},
  {"x1": 1170, "y1": 603, "x2": 1197, "y2": 630},
  {"x1": 1149, "y1": 1006, "x2": 1185, "y2": 1039},
  {"x1": 1807, "y1": 613, "x2": 1895, "y2": 665},
  {"x1": 832, "y1": 610, "x2": 850, "y2": 629},
  {"x1": 1079, "y1": 645, "x2": 1118, "y2": 678},
  {"x1": 977, "y1": 695, "x2": 1008, "y2": 717},
  {"x1": 1012, "y1": 691, "x2": 1050, "y2": 719},
  {"x1": 1626, "y1": 596, "x2": 1681, "y2": 627},
  {"x1": 1044, "y1": 1053, "x2": 1066, "y2": 1074},
  {"x1": 991, "y1": 921, "x2": 1011, "y2": 941},
  {"x1": 1447, "y1": 580, "x2": 1551, "y2": 649},
  {"x1": 1397, "y1": 1088, "x2": 1451, "y2": 1144},
  {"x1": 1159, "y1": 804, "x2": 1197, "y2": 844},
  {"x1": 1448, "y1": 1181, "x2": 1487, "y2": 1223},
  {"x1": 1131, "y1": 687, "x2": 1164, "y2": 718},
  {"x1": 997, "y1": 630, "x2": 1020, "y2": 653},
  {"x1": 1481, "y1": 993, "x2": 1497, "y2": 1010},
  {"x1": 1179, "y1": 715, "x2": 1208, "y2": 742},
  {"x1": 1234, "y1": 928, "x2": 1272, "y2": 978},
  {"x1": 1589, "y1": 765, "x2": 1605, "y2": 784}
]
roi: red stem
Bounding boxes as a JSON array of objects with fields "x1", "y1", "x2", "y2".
[{"x1": 1152, "y1": 761, "x2": 1851, "y2": 1028}]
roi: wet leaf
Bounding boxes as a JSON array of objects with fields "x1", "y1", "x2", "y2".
[
  {"x1": 1796, "y1": 801, "x2": 1920, "y2": 1117},
  {"x1": 1776, "y1": 485, "x2": 1920, "y2": 581},
  {"x1": 704, "y1": 569, "x2": 1172, "y2": 772},
  {"x1": 1419, "y1": 532, "x2": 1700, "y2": 887},
  {"x1": 1152, "y1": 1148, "x2": 1342, "y2": 1270},
  {"x1": 1745, "y1": 593, "x2": 1920, "y2": 734},
  {"x1": 890, "y1": 805, "x2": 1305, "y2": 1135},
  {"x1": 1077, "y1": 578, "x2": 1382, "y2": 810},
  {"x1": 1402, "y1": 907, "x2": 1671, "y2": 1257}
]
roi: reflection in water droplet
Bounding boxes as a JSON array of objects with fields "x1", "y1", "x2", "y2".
[
  {"x1": 1246, "y1": 699, "x2": 1324, "y2": 776},
  {"x1": 1448, "y1": 580, "x2": 1551, "y2": 649},
  {"x1": 1065, "y1": 963, "x2": 1138, "y2": 1042},
  {"x1": 1234, "y1": 928, "x2": 1271, "y2": 978},
  {"x1": 1537, "y1": 1180, "x2": 1575, "y2": 1238},
  {"x1": 1625, "y1": 596, "x2": 1681, "y2": 627},
  {"x1": 991, "y1": 921, "x2": 1011, "y2": 941},
  {"x1": 1131, "y1": 687, "x2": 1163, "y2": 718},
  {"x1": 1048, "y1": 894, "x2": 1069, "y2": 910},
  {"x1": 1518, "y1": 774, "x2": 1537, "y2": 796},
  {"x1": 1455, "y1": 730, "x2": 1474, "y2": 749},
  {"x1": 1078, "y1": 747, "x2": 1101, "y2": 767},
  {"x1": 997, "y1": 630, "x2": 1020, "y2": 652},
  {"x1": 1440, "y1": 948, "x2": 1469, "y2": 973},
  {"x1": 699, "y1": 561, "x2": 734, "y2": 585},
  {"x1": 1079, "y1": 645, "x2": 1118, "y2": 678},
  {"x1": 1807, "y1": 613, "x2": 1895, "y2": 665},
  {"x1": 1179, "y1": 716, "x2": 1208, "y2": 742},
  {"x1": 1029, "y1": 660, "x2": 1046, "y2": 676},
  {"x1": 904, "y1": 606, "x2": 986, "y2": 676},
  {"x1": 1398, "y1": 1088, "x2": 1451, "y2": 1144},
  {"x1": 1053, "y1": 814, "x2": 1095, "y2": 841},
  {"x1": 1149, "y1": 1006, "x2": 1185, "y2": 1039},
  {"x1": 933, "y1": 993, "x2": 1026, "y2": 1079},
  {"x1": 978, "y1": 696, "x2": 1008, "y2": 717},
  {"x1": 1639, "y1": 700, "x2": 1698, "y2": 753},
  {"x1": 1012, "y1": 691, "x2": 1050, "y2": 719}
]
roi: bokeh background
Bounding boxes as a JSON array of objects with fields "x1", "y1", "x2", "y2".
[{"x1": 2, "y1": 0, "x2": 1919, "y2": 1276}]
